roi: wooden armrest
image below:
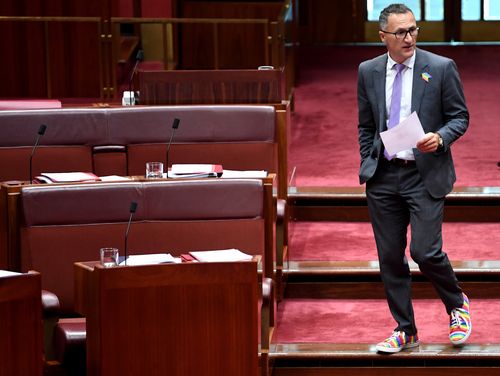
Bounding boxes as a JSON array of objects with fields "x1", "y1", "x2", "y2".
[
  {"x1": 42, "y1": 290, "x2": 60, "y2": 319},
  {"x1": 261, "y1": 277, "x2": 273, "y2": 353},
  {"x1": 276, "y1": 198, "x2": 288, "y2": 301},
  {"x1": 41, "y1": 289, "x2": 61, "y2": 361}
]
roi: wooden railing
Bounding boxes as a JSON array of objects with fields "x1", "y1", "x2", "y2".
[{"x1": 0, "y1": 1, "x2": 296, "y2": 101}]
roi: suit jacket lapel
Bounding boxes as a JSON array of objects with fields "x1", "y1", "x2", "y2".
[
  {"x1": 412, "y1": 49, "x2": 429, "y2": 114},
  {"x1": 373, "y1": 56, "x2": 387, "y2": 132}
]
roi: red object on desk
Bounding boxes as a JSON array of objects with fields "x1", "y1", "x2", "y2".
[{"x1": 180, "y1": 254, "x2": 196, "y2": 262}]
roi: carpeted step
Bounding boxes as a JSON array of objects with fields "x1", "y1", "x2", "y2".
[
  {"x1": 270, "y1": 298, "x2": 500, "y2": 373},
  {"x1": 273, "y1": 298, "x2": 499, "y2": 344},
  {"x1": 289, "y1": 221, "x2": 500, "y2": 261},
  {"x1": 284, "y1": 221, "x2": 500, "y2": 299}
]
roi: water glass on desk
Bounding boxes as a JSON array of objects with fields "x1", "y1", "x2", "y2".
[
  {"x1": 100, "y1": 248, "x2": 119, "y2": 267},
  {"x1": 146, "y1": 162, "x2": 164, "y2": 179}
]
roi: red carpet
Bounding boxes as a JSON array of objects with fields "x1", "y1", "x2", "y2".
[
  {"x1": 289, "y1": 221, "x2": 500, "y2": 261},
  {"x1": 274, "y1": 298, "x2": 500, "y2": 344},
  {"x1": 290, "y1": 45, "x2": 500, "y2": 187}
]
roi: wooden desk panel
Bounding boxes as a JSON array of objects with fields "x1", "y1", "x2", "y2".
[
  {"x1": 139, "y1": 69, "x2": 285, "y2": 105},
  {"x1": 0, "y1": 271, "x2": 43, "y2": 376},
  {"x1": 75, "y1": 261, "x2": 259, "y2": 376}
]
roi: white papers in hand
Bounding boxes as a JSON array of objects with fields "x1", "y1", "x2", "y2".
[
  {"x1": 189, "y1": 249, "x2": 253, "y2": 262},
  {"x1": 119, "y1": 253, "x2": 176, "y2": 266},
  {"x1": 380, "y1": 112, "x2": 425, "y2": 156}
]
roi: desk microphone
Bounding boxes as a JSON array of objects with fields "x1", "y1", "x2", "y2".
[
  {"x1": 166, "y1": 118, "x2": 180, "y2": 178},
  {"x1": 30, "y1": 124, "x2": 47, "y2": 184},
  {"x1": 127, "y1": 49, "x2": 144, "y2": 105},
  {"x1": 124, "y1": 201, "x2": 138, "y2": 266}
]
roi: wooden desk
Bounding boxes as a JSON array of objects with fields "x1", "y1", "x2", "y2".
[
  {"x1": 75, "y1": 261, "x2": 259, "y2": 376},
  {"x1": 0, "y1": 271, "x2": 43, "y2": 376},
  {"x1": 1, "y1": 174, "x2": 275, "y2": 276},
  {"x1": 138, "y1": 69, "x2": 285, "y2": 105}
]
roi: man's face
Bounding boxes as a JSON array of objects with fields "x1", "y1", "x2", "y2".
[{"x1": 379, "y1": 11, "x2": 417, "y2": 63}]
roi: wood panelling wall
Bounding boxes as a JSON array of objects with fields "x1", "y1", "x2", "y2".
[
  {"x1": 298, "y1": 0, "x2": 365, "y2": 44},
  {"x1": 179, "y1": 1, "x2": 284, "y2": 69},
  {"x1": 0, "y1": 0, "x2": 172, "y2": 99}
]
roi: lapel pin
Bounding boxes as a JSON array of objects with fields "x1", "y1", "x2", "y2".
[{"x1": 421, "y1": 72, "x2": 432, "y2": 82}]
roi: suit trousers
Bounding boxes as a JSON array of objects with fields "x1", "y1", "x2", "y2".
[{"x1": 366, "y1": 159, "x2": 463, "y2": 335}]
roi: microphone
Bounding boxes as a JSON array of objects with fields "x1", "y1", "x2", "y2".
[
  {"x1": 166, "y1": 118, "x2": 180, "y2": 178},
  {"x1": 30, "y1": 124, "x2": 47, "y2": 184},
  {"x1": 124, "y1": 201, "x2": 138, "y2": 266},
  {"x1": 127, "y1": 49, "x2": 144, "y2": 105}
]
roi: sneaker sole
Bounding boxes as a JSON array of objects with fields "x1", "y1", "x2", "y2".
[{"x1": 376, "y1": 342, "x2": 420, "y2": 353}]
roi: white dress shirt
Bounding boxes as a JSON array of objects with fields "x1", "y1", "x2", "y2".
[{"x1": 385, "y1": 50, "x2": 416, "y2": 160}]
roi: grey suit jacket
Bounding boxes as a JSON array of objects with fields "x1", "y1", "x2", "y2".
[{"x1": 357, "y1": 48, "x2": 469, "y2": 198}]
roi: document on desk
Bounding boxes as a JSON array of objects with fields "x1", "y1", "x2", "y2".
[
  {"x1": 221, "y1": 170, "x2": 267, "y2": 179},
  {"x1": 189, "y1": 249, "x2": 253, "y2": 262},
  {"x1": 119, "y1": 253, "x2": 177, "y2": 266},
  {"x1": 380, "y1": 112, "x2": 425, "y2": 156},
  {"x1": 0, "y1": 270, "x2": 21, "y2": 278}
]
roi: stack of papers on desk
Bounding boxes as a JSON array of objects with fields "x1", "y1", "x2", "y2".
[
  {"x1": 119, "y1": 253, "x2": 176, "y2": 266},
  {"x1": 0, "y1": 270, "x2": 22, "y2": 278},
  {"x1": 168, "y1": 164, "x2": 223, "y2": 178},
  {"x1": 189, "y1": 249, "x2": 253, "y2": 262},
  {"x1": 35, "y1": 172, "x2": 100, "y2": 184},
  {"x1": 99, "y1": 175, "x2": 132, "y2": 182},
  {"x1": 221, "y1": 170, "x2": 267, "y2": 178}
]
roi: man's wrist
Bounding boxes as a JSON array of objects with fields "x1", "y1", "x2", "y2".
[{"x1": 436, "y1": 133, "x2": 444, "y2": 150}]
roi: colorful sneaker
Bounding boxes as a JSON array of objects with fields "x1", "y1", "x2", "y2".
[
  {"x1": 449, "y1": 293, "x2": 472, "y2": 346},
  {"x1": 375, "y1": 331, "x2": 419, "y2": 353}
]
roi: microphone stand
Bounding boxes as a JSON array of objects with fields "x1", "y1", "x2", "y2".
[
  {"x1": 166, "y1": 118, "x2": 180, "y2": 178},
  {"x1": 30, "y1": 124, "x2": 47, "y2": 184},
  {"x1": 127, "y1": 50, "x2": 144, "y2": 105},
  {"x1": 124, "y1": 202, "x2": 138, "y2": 266}
]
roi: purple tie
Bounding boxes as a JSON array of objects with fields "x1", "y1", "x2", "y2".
[{"x1": 385, "y1": 63, "x2": 405, "y2": 159}]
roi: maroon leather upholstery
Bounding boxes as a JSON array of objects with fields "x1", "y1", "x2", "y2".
[
  {"x1": 41, "y1": 289, "x2": 60, "y2": 319},
  {"x1": 0, "y1": 109, "x2": 106, "y2": 181},
  {"x1": 20, "y1": 179, "x2": 270, "y2": 372},
  {"x1": 20, "y1": 179, "x2": 267, "y2": 313},
  {"x1": 53, "y1": 318, "x2": 86, "y2": 374},
  {"x1": 0, "y1": 105, "x2": 278, "y2": 181},
  {"x1": 106, "y1": 105, "x2": 277, "y2": 175},
  {"x1": 107, "y1": 106, "x2": 275, "y2": 143}
]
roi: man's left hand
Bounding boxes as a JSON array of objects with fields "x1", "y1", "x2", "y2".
[{"x1": 416, "y1": 132, "x2": 440, "y2": 153}]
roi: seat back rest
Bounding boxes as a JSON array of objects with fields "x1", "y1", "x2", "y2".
[
  {"x1": 106, "y1": 105, "x2": 277, "y2": 175},
  {"x1": 106, "y1": 105, "x2": 276, "y2": 144},
  {"x1": 0, "y1": 109, "x2": 108, "y2": 181},
  {"x1": 143, "y1": 179, "x2": 263, "y2": 220},
  {"x1": 92, "y1": 145, "x2": 128, "y2": 176}
]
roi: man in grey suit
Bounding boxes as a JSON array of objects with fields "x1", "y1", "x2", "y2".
[{"x1": 357, "y1": 3, "x2": 472, "y2": 353}]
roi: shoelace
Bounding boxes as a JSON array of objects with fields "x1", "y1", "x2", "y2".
[
  {"x1": 385, "y1": 331, "x2": 403, "y2": 342},
  {"x1": 450, "y1": 308, "x2": 466, "y2": 328}
]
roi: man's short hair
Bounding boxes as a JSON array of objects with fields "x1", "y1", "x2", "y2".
[{"x1": 379, "y1": 3, "x2": 414, "y2": 30}]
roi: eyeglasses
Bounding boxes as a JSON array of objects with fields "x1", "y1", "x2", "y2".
[{"x1": 380, "y1": 27, "x2": 420, "y2": 39}]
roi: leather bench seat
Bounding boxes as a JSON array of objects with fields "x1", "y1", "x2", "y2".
[
  {"x1": 20, "y1": 179, "x2": 267, "y2": 312},
  {"x1": 19, "y1": 178, "x2": 273, "y2": 371},
  {"x1": 53, "y1": 318, "x2": 86, "y2": 375},
  {"x1": 0, "y1": 108, "x2": 106, "y2": 181},
  {"x1": 0, "y1": 105, "x2": 278, "y2": 182}
]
